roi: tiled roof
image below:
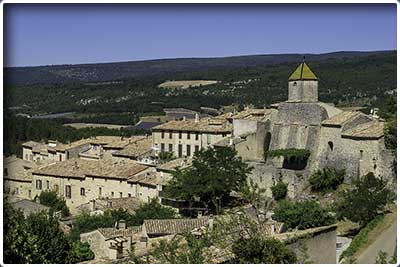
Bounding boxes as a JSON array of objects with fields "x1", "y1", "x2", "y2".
[
  {"x1": 288, "y1": 62, "x2": 318, "y2": 81},
  {"x1": 152, "y1": 118, "x2": 232, "y2": 133},
  {"x1": 32, "y1": 158, "x2": 149, "y2": 179},
  {"x1": 11, "y1": 199, "x2": 50, "y2": 217},
  {"x1": 4, "y1": 156, "x2": 34, "y2": 182},
  {"x1": 231, "y1": 108, "x2": 276, "y2": 121},
  {"x1": 98, "y1": 226, "x2": 142, "y2": 239},
  {"x1": 143, "y1": 217, "x2": 210, "y2": 235},
  {"x1": 112, "y1": 138, "x2": 153, "y2": 158},
  {"x1": 157, "y1": 158, "x2": 192, "y2": 172},
  {"x1": 213, "y1": 136, "x2": 244, "y2": 147},
  {"x1": 128, "y1": 172, "x2": 171, "y2": 186},
  {"x1": 321, "y1": 111, "x2": 363, "y2": 126},
  {"x1": 342, "y1": 120, "x2": 385, "y2": 139},
  {"x1": 21, "y1": 141, "x2": 42, "y2": 148},
  {"x1": 275, "y1": 224, "x2": 337, "y2": 243}
]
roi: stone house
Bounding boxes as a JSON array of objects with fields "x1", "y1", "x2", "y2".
[
  {"x1": 30, "y1": 158, "x2": 167, "y2": 214},
  {"x1": 151, "y1": 115, "x2": 232, "y2": 158},
  {"x1": 4, "y1": 156, "x2": 36, "y2": 199},
  {"x1": 80, "y1": 221, "x2": 142, "y2": 260}
]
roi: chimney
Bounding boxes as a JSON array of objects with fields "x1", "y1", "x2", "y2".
[
  {"x1": 195, "y1": 113, "x2": 199, "y2": 123},
  {"x1": 118, "y1": 220, "x2": 127, "y2": 229},
  {"x1": 183, "y1": 116, "x2": 186, "y2": 121}
]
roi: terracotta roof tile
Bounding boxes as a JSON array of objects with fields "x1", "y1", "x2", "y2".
[
  {"x1": 322, "y1": 111, "x2": 363, "y2": 126},
  {"x1": 98, "y1": 226, "x2": 142, "y2": 239},
  {"x1": 144, "y1": 217, "x2": 210, "y2": 235}
]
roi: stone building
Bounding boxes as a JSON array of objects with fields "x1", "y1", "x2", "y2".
[
  {"x1": 151, "y1": 115, "x2": 232, "y2": 158},
  {"x1": 30, "y1": 158, "x2": 167, "y2": 213},
  {"x1": 216, "y1": 61, "x2": 394, "y2": 198}
]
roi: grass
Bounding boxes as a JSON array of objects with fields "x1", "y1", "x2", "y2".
[{"x1": 340, "y1": 208, "x2": 396, "y2": 263}]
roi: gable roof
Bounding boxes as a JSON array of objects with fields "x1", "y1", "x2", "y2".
[
  {"x1": 288, "y1": 62, "x2": 318, "y2": 81},
  {"x1": 321, "y1": 111, "x2": 363, "y2": 127},
  {"x1": 98, "y1": 226, "x2": 142, "y2": 240},
  {"x1": 152, "y1": 117, "x2": 232, "y2": 133},
  {"x1": 341, "y1": 120, "x2": 385, "y2": 140},
  {"x1": 143, "y1": 217, "x2": 210, "y2": 235}
]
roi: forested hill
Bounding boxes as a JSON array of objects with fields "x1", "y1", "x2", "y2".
[{"x1": 4, "y1": 50, "x2": 393, "y2": 86}]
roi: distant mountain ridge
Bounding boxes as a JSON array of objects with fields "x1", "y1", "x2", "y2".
[{"x1": 5, "y1": 50, "x2": 394, "y2": 86}]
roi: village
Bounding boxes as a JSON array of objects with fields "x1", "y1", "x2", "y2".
[{"x1": 4, "y1": 61, "x2": 396, "y2": 264}]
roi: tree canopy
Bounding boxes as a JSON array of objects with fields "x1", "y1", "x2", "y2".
[{"x1": 165, "y1": 147, "x2": 253, "y2": 214}]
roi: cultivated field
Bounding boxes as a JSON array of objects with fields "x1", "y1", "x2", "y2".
[{"x1": 158, "y1": 80, "x2": 219, "y2": 89}]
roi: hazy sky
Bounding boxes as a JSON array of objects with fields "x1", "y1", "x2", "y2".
[{"x1": 4, "y1": 4, "x2": 397, "y2": 67}]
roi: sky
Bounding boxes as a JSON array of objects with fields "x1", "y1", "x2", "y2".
[{"x1": 4, "y1": 4, "x2": 397, "y2": 67}]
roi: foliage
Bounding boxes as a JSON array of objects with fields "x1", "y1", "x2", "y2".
[
  {"x1": 3, "y1": 200, "x2": 93, "y2": 264},
  {"x1": 38, "y1": 191, "x2": 70, "y2": 217},
  {"x1": 379, "y1": 95, "x2": 397, "y2": 154},
  {"x1": 375, "y1": 247, "x2": 397, "y2": 264},
  {"x1": 270, "y1": 181, "x2": 288, "y2": 200},
  {"x1": 272, "y1": 200, "x2": 335, "y2": 230},
  {"x1": 340, "y1": 214, "x2": 384, "y2": 261},
  {"x1": 309, "y1": 168, "x2": 345, "y2": 194},
  {"x1": 266, "y1": 148, "x2": 310, "y2": 163},
  {"x1": 336, "y1": 172, "x2": 395, "y2": 227},
  {"x1": 165, "y1": 147, "x2": 253, "y2": 214},
  {"x1": 67, "y1": 241, "x2": 95, "y2": 263},
  {"x1": 241, "y1": 179, "x2": 272, "y2": 212},
  {"x1": 232, "y1": 235, "x2": 297, "y2": 264},
  {"x1": 158, "y1": 151, "x2": 175, "y2": 163},
  {"x1": 70, "y1": 198, "x2": 177, "y2": 241}
]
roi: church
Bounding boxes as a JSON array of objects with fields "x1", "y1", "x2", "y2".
[{"x1": 214, "y1": 60, "x2": 395, "y2": 198}]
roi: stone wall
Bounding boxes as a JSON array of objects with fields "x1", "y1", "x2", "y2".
[
  {"x1": 81, "y1": 231, "x2": 109, "y2": 259},
  {"x1": 286, "y1": 226, "x2": 337, "y2": 264},
  {"x1": 288, "y1": 80, "x2": 318, "y2": 103}
]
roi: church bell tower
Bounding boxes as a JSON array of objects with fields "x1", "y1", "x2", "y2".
[{"x1": 287, "y1": 59, "x2": 318, "y2": 103}]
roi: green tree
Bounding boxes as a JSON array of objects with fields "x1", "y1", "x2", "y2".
[
  {"x1": 67, "y1": 241, "x2": 95, "y2": 263},
  {"x1": 38, "y1": 190, "x2": 70, "y2": 217},
  {"x1": 309, "y1": 168, "x2": 345, "y2": 194},
  {"x1": 130, "y1": 198, "x2": 177, "y2": 225},
  {"x1": 270, "y1": 181, "x2": 288, "y2": 200},
  {"x1": 272, "y1": 200, "x2": 335, "y2": 230},
  {"x1": 232, "y1": 235, "x2": 297, "y2": 264},
  {"x1": 165, "y1": 147, "x2": 253, "y2": 214},
  {"x1": 336, "y1": 172, "x2": 395, "y2": 227}
]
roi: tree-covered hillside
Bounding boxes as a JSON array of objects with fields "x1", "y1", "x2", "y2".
[{"x1": 4, "y1": 51, "x2": 396, "y2": 120}]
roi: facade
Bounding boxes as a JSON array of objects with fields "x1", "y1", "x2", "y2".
[
  {"x1": 30, "y1": 158, "x2": 167, "y2": 213},
  {"x1": 152, "y1": 116, "x2": 232, "y2": 158}
]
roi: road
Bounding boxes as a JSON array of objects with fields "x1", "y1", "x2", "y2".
[{"x1": 356, "y1": 221, "x2": 397, "y2": 264}]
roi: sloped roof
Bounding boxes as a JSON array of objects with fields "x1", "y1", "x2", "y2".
[
  {"x1": 321, "y1": 111, "x2": 363, "y2": 126},
  {"x1": 152, "y1": 118, "x2": 232, "y2": 133},
  {"x1": 231, "y1": 108, "x2": 277, "y2": 121},
  {"x1": 112, "y1": 138, "x2": 153, "y2": 158},
  {"x1": 288, "y1": 62, "x2": 318, "y2": 81},
  {"x1": 143, "y1": 217, "x2": 210, "y2": 235},
  {"x1": 341, "y1": 120, "x2": 385, "y2": 139},
  {"x1": 98, "y1": 226, "x2": 142, "y2": 240}
]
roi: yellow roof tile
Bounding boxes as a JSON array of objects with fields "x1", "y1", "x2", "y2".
[{"x1": 289, "y1": 62, "x2": 318, "y2": 81}]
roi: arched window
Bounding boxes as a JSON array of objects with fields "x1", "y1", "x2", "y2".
[
  {"x1": 328, "y1": 141, "x2": 333, "y2": 151},
  {"x1": 360, "y1": 150, "x2": 364, "y2": 160}
]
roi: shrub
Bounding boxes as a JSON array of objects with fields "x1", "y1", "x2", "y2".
[
  {"x1": 309, "y1": 168, "x2": 345, "y2": 193},
  {"x1": 38, "y1": 191, "x2": 70, "y2": 217},
  {"x1": 272, "y1": 200, "x2": 335, "y2": 230},
  {"x1": 271, "y1": 181, "x2": 288, "y2": 200},
  {"x1": 336, "y1": 172, "x2": 395, "y2": 227}
]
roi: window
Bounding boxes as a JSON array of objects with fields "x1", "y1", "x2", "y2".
[
  {"x1": 360, "y1": 150, "x2": 364, "y2": 160},
  {"x1": 15, "y1": 187, "x2": 20, "y2": 195},
  {"x1": 59, "y1": 154, "x2": 62, "y2": 161},
  {"x1": 328, "y1": 141, "x2": 333, "y2": 151},
  {"x1": 4, "y1": 168, "x2": 8, "y2": 176},
  {"x1": 169, "y1": 131, "x2": 173, "y2": 139},
  {"x1": 111, "y1": 191, "x2": 114, "y2": 197},
  {"x1": 99, "y1": 187, "x2": 102, "y2": 197},
  {"x1": 293, "y1": 81, "x2": 297, "y2": 86},
  {"x1": 46, "y1": 180, "x2": 50, "y2": 190},
  {"x1": 187, "y1": 132, "x2": 191, "y2": 139},
  {"x1": 178, "y1": 144, "x2": 183, "y2": 157},
  {"x1": 120, "y1": 192, "x2": 123, "y2": 198},
  {"x1": 222, "y1": 133, "x2": 227, "y2": 137},
  {"x1": 169, "y1": 144, "x2": 173, "y2": 152},
  {"x1": 195, "y1": 145, "x2": 199, "y2": 153},
  {"x1": 80, "y1": 187, "x2": 85, "y2": 196},
  {"x1": 161, "y1": 131, "x2": 165, "y2": 139},
  {"x1": 30, "y1": 155, "x2": 33, "y2": 161},
  {"x1": 128, "y1": 193, "x2": 132, "y2": 197},
  {"x1": 161, "y1": 143, "x2": 165, "y2": 152},
  {"x1": 54, "y1": 184, "x2": 59, "y2": 192},
  {"x1": 28, "y1": 190, "x2": 32, "y2": 198},
  {"x1": 36, "y1": 180, "x2": 42, "y2": 190},
  {"x1": 195, "y1": 133, "x2": 199, "y2": 140},
  {"x1": 179, "y1": 131, "x2": 182, "y2": 139},
  {"x1": 207, "y1": 134, "x2": 211, "y2": 144},
  {"x1": 186, "y1": 145, "x2": 191, "y2": 157},
  {"x1": 65, "y1": 185, "x2": 71, "y2": 199}
]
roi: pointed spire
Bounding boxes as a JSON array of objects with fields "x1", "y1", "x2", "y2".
[{"x1": 288, "y1": 58, "x2": 318, "y2": 81}]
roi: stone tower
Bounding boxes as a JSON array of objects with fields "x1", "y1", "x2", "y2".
[{"x1": 287, "y1": 60, "x2": 318, "y2": 102}]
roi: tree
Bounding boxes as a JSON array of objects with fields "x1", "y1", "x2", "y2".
[
  {"x1": 130, "y1": 198, "x2": 177, "y2": 225},
  {"x1": 336, "y1": 172, "x2": 395, "y2": 227},
  {"x1": 272, "y1": 200, "x2": 335, "y2": 230},
  {"x1": 38, "y1": 190, "x2": 70, "y2": 217},
  {"x1": 67, "y1": 241, "x2": 95, "y2": 263},
  {"x1": 232, "y1": 235, "x2": 297, "y2": 264},
  {"x1": 270, "y1": 181, "x2": 288, "y2": 200},
  {"x1": 309, "y1": 168, "x2": 345, "y2": 194},
  {"x1": 165, "y1": 147, "x2": 253, "y2": 214}
]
